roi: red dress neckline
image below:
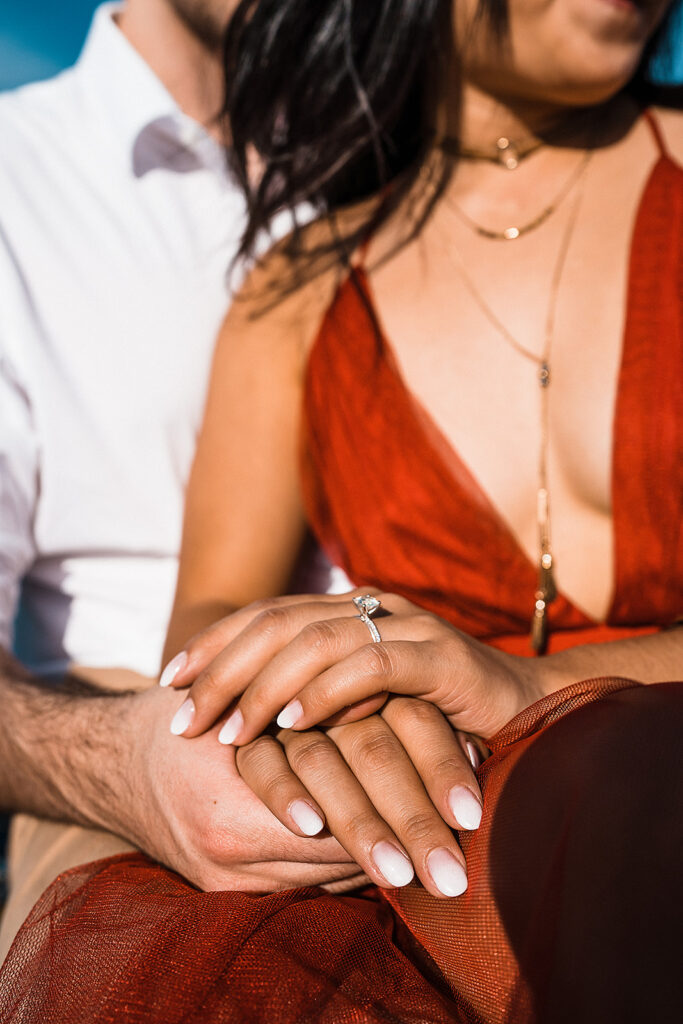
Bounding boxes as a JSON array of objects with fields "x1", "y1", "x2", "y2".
[{"x1": 301, "y1": 116, "x2": 683, "y2": 656}]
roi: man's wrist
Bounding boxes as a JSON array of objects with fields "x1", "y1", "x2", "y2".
[
  {"x1": 0, "y1": 654, "x2": 142, "y2": 840},
  {"x1": 56, "y1": 687, "x2": 142, "y2": 840}
]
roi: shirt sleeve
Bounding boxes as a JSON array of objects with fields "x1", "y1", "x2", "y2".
[{"x1": 0, "y1": 346, "x2": 38, "y2": 651}]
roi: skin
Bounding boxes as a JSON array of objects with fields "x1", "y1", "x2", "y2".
[
  {"x1": 453, "y1": 0, "x2": 673, "y2": 112},
  {"x1": 3, "y1": 0, "x2": 678, "y2": 912},
  {"x1": 166, "y1": 0, "x2": 231, "y2": 49},
  {"x1": 161, "y1": 0, "x2": 683, "y2": 893}
]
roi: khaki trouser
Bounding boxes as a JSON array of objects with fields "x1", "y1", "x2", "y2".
[
  {"x1": 0, "y1": 667, "x2": 153, "y2": 963},
  {"x1": 0, "y1": 815, "x2": 135, "y2": 962}
]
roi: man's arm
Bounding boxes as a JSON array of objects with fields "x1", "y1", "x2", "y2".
[
  {"x1": 0, "y1": 646, "x2": 361, "y2": 892},
  {"x1": 0, "y1": 648, "x2": 138, "y2": 832}
]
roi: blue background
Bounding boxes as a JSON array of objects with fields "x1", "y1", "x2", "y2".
[
  {"x1": 0, "y1": 0, "x2": 682, "y2": 92},
  {"x1": 0, "y1": 1, "x2": 102, "y2": 90}
]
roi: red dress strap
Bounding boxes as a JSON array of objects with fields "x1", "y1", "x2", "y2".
[
  {"x1": 643, "y1": 108, "x2": 669, "y2": 158},
  {"x1": 353, "y1": 231, "x2": 373, "y2": 268}
]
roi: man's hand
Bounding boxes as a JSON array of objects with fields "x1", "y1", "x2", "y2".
[
  {"x1": 121, "y1": 686, "x2": 363, "y2": 892},
  {"x1": 0, "y1": 650, "x2": 362, "y2": 894}
]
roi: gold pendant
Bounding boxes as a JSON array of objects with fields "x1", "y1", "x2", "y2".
[
  {"x1": 531, "y1": 590, "x2": 550, "y2": 655},
  {"x1": 531, "y1": 552, "x2": 557, "y2": 655},
  {"x1": 540, "y1": 551, "x2": 557, "y2": 604}
]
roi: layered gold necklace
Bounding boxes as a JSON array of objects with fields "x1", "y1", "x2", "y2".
[
  {"x1": 447, "y1": 148, "x2": 592, "y2": 241},
  {"x1": 443, "y1": 149, "x2": 593, "y2": 653}
]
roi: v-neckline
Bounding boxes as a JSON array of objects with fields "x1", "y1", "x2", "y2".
[{"x1": 344, "y1": 152, "x2": 668, "y2": 628}]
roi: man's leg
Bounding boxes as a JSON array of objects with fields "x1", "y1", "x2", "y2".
[{"x1": 0, "y1": 815, "x2": 135, "y2": 961}]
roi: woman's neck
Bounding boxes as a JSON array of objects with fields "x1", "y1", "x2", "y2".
[
  {"x1": 435, "y1": 82, "x2": 643, "y2": 213},
  {"x1": 448, "y1": 82, "x2": 637, "y2": 160}
]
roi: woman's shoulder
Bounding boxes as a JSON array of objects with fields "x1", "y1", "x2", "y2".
[{"x1": 228, "y1": 208, "x2": 371, "y2": 364}]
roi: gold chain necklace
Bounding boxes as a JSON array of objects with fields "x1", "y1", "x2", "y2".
[
  {"x1": 446, "y1": 152, "x2": 592, "y2": 653},
  {"x1": 447, "y1": 148, "x2": 592, "y2": 241}
]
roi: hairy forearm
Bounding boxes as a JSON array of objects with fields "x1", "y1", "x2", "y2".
[
  {"x1": 529, "y1": 626, "x2": 683, "y2": 697},
  {"x1": 0, "y1": 648, "x2": 360, "y2": 892},
  {"x1": 0, "y1": 647, "x2": 138, "y2": 835}
]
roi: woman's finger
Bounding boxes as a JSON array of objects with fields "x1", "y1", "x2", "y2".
[
  {"x1": 324, "y1": 717, "x2": 468, "y2": 897},
  {"x1": 380, "y1": 698, "x2": 484, "y2": 832},
  {"x1": 170, "y1": 595, "x2": 422, "y2": 742},
  {"x1": 277, "y1": 634, "x2": 519, "y2": 740},
  {"x1": 209, "y1": 614, "x2": 436, "y2": 745},
  {"x1": 167, "y1": 596, "x2": 382, "y2": 738},
  {"x1": 245, "y1": 727, "x2": 418, "y2": 892},
  {"x1": 234, "y1": 734, "x2": 327, "y2": 837},
  {"x1": 159, "y1": 589, "x2": 381, "y2": 689},
  {"x1": 270, "y1": 637, "x2": 488, "y2": 736}
]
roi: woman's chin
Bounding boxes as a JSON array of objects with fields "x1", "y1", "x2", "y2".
[
  {"x1": 474, "y1": 51, "x2": 647, "y2": 111},
  {"x1": 536, "y1": 72, "x2": 642, "y2": 108},
  {"x1": 465, "y1": 2, "x2": 662, "y2": 110}
]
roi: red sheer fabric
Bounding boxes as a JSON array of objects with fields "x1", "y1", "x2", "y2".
[
  {"x1": 1, "y1": 679, "x2": 682, "y2": 1023},
  {"x1": 1, "y1": 114, "x2": 681, "y2": 1021}
]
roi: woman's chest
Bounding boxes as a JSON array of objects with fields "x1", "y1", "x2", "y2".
[{"x1": 361, "y1": 157, "x2": 659, "y2": 620}]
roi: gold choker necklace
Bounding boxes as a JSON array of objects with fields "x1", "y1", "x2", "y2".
[{"x1": 442, "y1": 135, "x2": 544, "y2": 170}]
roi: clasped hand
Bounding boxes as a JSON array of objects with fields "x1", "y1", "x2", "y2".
[{"x1": 161, "y1": 592, "x2": 541, "y2": 897}]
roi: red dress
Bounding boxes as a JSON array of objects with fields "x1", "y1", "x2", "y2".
[
  {"x1": 302, "y1": 113, "x2": 682, "y2": 652},
  {"x1": 1, "y1": 114, "x2": 681, "y2": 1024}
]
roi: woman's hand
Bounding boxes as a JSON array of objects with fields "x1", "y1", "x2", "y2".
[
  {"x1": 235, "y1": 696, "x2": 487, "y2": 898},
  {"x1": 161, "y1": 591, "x2": 542, "y2": 743}
]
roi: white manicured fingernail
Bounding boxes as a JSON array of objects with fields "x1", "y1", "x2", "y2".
[
  {"x1": 371, "y1": 842, "x2": 414, "y2": 887},
  {"x1": 159, "y1": 651, "x2": 188, "y2": 687},
  {"x1": 289, "y1": 800, "x2": 325, "y2": 836},
  {"x1": 448, "y1": 786, "x2": 483, "y2": 830},
  {"x1": 277, "y1": 700, "x2": 303, "y2": 729},
  {"x1": 466, "y1": 740, "x2": 482, "y2": 770},
  {"x1": 218, "y1": 708, "x2": 244, "y2": 746},
  {"x1": 170, "y1": 698, "x2": 195, "y2": 736},
  {"x1": 427, "y1": 848, "x2": 468, "y2": 897}
]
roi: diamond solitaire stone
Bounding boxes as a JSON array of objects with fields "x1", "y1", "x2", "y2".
[{"x1": 352, "y1": 595, "x2": 381, "y2": 618}]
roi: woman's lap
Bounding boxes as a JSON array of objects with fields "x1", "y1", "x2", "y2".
[
  {"x1": 384, "y1": 679, "x2": 683, "y2": 1023},
  {"x1": 1, "y1": 679, "x2": 680, "y2": 1024}
]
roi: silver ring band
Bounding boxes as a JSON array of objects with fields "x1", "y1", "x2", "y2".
[
  {"x1": 352, "y1": 594, "x2": 382, "y2": 644},
  {"x1": 358, "y1": 616, "x2": 382, "y2": 643}
]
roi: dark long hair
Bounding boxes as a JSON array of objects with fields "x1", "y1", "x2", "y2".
[{"x1": 222, "y1": 0, "x2": 682, "y2": 285}]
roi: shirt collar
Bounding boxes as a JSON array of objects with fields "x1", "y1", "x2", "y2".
[{"x1": 76, "y1": 3, "x2": 226, "y2": 176}]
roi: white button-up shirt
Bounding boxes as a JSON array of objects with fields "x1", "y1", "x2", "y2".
[{"x1": 0, "y1": 4, "x2": 248, "y2": 677}]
